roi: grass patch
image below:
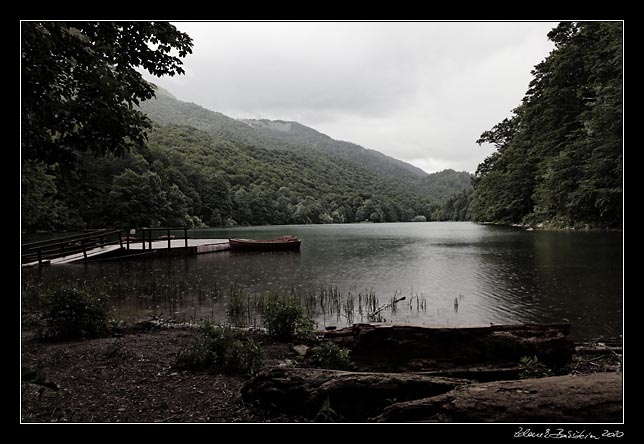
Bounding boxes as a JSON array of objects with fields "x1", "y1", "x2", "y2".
[{"x1": 175, "y1": 323, "x2": 263, "y2": 377}]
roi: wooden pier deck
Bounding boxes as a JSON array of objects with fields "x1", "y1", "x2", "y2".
[
  {"x1": 49, "y1": 244, "x2": 123, "y2": 265},
  {"x1": 126, "y1": 239, "x2": 230, "y2": 253},
  {"x1": 21, "y1": 228, "x2": 232, "y2": 267},
  {"x1": 43, "y1": 240, "x2": 231, "y2": 265}
]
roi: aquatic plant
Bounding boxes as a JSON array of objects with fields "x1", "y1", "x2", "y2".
[
  {"x1": 342, "y1": 296, "x2": 354, "y2": 324},
  {"x1": 226, "y1": 285, "x2": 246, "y2": 326},
  {"x1": 25, "y1": 266, "x2": 436, "y2": 331}
]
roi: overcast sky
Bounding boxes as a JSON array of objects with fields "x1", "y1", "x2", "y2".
[{"x1": 145, "y1": 21, "x2": 557, "y2": 174}]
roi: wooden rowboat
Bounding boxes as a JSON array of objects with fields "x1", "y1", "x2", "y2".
[{"x1": 228, "y1": 235, "x2": 301, "y2": 251}]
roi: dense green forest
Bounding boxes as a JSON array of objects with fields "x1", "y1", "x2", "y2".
[
  {"x1": 19, "y1": 22, "x2": 474, "y2": 233},
  {"x1": 241, "y1": 118, "x2": 428, "y2": 179},
  {"x1": 468, "y1": 22, "x2": 622, "y2": 229},
  {"x1": 22, "y1": 122, "x2": 472, "y2": 231},
  {"x1": 140, "y1": 87, "x2": 435, "y2": 185},
  {"x1": 22, "y1": 22, "x2": 623, "y2": 233},
  {"x1": 22, "y1": 36, "x2": 473, "y2": 233}
]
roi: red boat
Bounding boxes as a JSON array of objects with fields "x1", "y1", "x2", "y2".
[{"x1": 228, "y1": 235, "x2": 301, "y2": 251}]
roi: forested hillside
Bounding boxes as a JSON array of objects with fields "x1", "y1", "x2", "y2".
[
  {"x1": 240, "y1": 118, "x2": 428, "y2": 180},
  {"x1": 468, "y1": 22, "x2": 622, "y2": 229},
  {"x1": 22, "y1": 21, "x2": 620, "y2": 233},
  {"x1": 22, "y1": 47, "x2": 473, "y2": 232},
  {"x1": 418, "y1": 169, "x2": 473, "y2": 204},
  {"x1": 140, "y1": 89, "x2": 429, "y2": 183},
  {"x1": 22, "y1": 124, "x2": 448, "y2": 231}
]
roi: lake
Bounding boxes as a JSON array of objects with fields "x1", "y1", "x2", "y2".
[{"x1": 22, "y1": 222, "x2": 623, "y2": 341}]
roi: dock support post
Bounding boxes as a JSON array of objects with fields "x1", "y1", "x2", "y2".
[
  {"x1": 167, "y1": 228, "x2": 171, "y2": 249},
  {"x1": 184, "y1": 228, "x2": 188, "y2": 247}
]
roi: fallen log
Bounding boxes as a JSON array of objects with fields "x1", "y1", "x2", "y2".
[
  {"x1": 241, "y1": 367, "x2": 469, "y2": 421},
  {"x1": 575, "y1": 343, "x2": 623, "y2": 356},
  {"x1": 351, "y1": 323, "x2": 574, "y2": 371},
  {"x1": 417, "y1": 366, "x2": 523, "y2": 382},
  {"x1": 322, "y1": 326, "x2": 354, "y2": 348},
  {"x1": 374, "y1": 372, "x2": 622, "y2": 423}
]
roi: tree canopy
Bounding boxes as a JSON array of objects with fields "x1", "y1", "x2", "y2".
[
  {"x1": 468, "y1": 22, "x2": 622, "y2": 229},
  {"x1": 21, "y1": 21, "x2": 193, "y2": 165},
  {"x1": 20, "y1": 22, "x2": 476, "y2": 232},
  {"x1": 21, "y1": 123, "x2": 449, "y2": 231}
]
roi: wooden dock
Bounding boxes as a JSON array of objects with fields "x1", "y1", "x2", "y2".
[
  {"x1": 50, "y1": 244, "x2": 123, "y2": 265},
  {"x1": 21, "y1": 227, "x2": 231, "y2": 267}
]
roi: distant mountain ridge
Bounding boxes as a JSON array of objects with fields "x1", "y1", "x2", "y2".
[
  {"x1": 240, "y1": 118, "x2": 429, "y2": 179},
  {"x1": 139, "y1": 85, "x2": 472, "y2": 204},
  {"x1": 140, "y1": 86, "x2": 428, "y2": 182}
]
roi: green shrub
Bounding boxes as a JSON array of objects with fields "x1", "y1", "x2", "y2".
[
  {"x1": 306, "y1": 341, "x2": 355, "y2": 370},
  {"x1": 176, "y1": 324, "x2": 263, "y2": 377},
  {"x1": 314, "y1": 397, "x2": 342, "y2": 422},
  {"x1": 39, "y1": 286, "x2": 109, "y2": 341},
  {"x1": 519, "y1": 355, "x2": 553, "y2": 379},
  {"x1": 262, "y1": 298, "x2": 314, "y2": 342}
]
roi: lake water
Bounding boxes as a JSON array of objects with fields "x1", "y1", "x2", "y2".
[{"x1": 22, "y1": 222, "x2": 623, "y2": 341}]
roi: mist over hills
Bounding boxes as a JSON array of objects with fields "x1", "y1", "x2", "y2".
[{"x1": 139, "y1": 86, "x2": 471, "y2": 198}]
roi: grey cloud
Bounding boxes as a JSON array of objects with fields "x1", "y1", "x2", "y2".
[{"x1": 150, "y1": 21, "x2": 556, "y2": 173}]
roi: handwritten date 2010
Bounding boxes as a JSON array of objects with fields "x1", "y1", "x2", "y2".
[{"x1": 514, "y1": 427, "x2": 624, "y2": 439}]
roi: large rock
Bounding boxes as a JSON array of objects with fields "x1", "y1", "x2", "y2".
[
  {"x1": 350, "y1": 323, "x2": 574, "y2": 371},
  {"x1": 241, "y1": 367, "x2": 469, "y2": 421},
  {"x1": 374, "y1": 372, "x2": 622, "y2": 423}
]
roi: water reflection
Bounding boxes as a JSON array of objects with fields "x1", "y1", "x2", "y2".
[{"x1": 22, "y1": 223, "x2": 622, "y2": 341}]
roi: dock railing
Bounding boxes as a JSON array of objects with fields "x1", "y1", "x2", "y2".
[
  {"x1": 21, "y1": 229, "x2": 125, "y2": 265},
  {"x1": 22, "y1": 227, "x2": 190, "y2": 266},
  {"x1": 136, "y1": 227, "x2": 189, "y2": 251}
]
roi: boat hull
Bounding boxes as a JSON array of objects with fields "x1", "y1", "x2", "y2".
[{"x1": 228, "y1": 238, "x2": 301, "y2": 251}]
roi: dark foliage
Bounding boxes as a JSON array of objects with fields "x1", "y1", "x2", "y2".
[
  {"x1": 262, "y1": 298, "x2": 314, "y2": 342},
  {"x1": 21, "y1": 22, "x2": 475, "y2": 231},
  {"x1": 469, "y1": 22, "x2": 622, "y2": 229},
  {"x1": 175, "y1": 324, "x2": 263, "y2": 377},
  {"x1": 22, "y1": 122, "x2": 475, "y2": 230},
  {"x1": 21, "y1": 21, "x2": 192, "y2": 165},
  {"x1": 39, "y1": 286, "x2": 109, "y2": 341},
  {"x1": 305, "y1": 341, "x2": 355, "y2": 370}
]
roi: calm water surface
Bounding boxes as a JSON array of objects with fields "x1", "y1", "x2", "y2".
[{"x1": 22, "y1": 222, "x2": 623, "y2": 341}]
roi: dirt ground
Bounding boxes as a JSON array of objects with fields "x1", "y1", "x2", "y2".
[
  {"x1": 20, "y1": 323, "x2": 621, "y2": 424},
  {"x1": 21, "y1": 325, "x2": 308, "y2": 423}
]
